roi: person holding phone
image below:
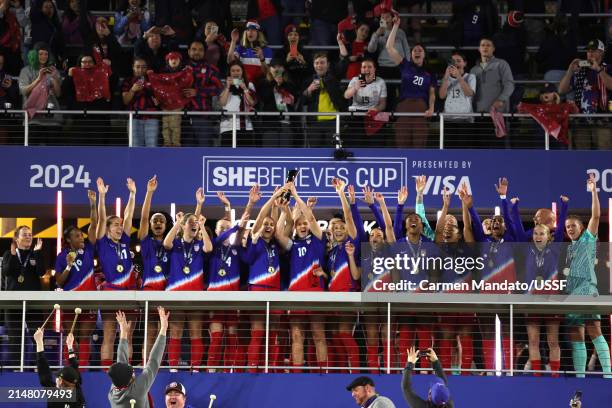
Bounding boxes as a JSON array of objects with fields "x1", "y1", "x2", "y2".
[
  {"x1": 218, "y1": 61, "x2": 257, "y2": 146},
  {"x1": 195, "y1": 20, "x2": 228, "y2": 73},
  {"x1": 367, "y1": 6, "x2": 409, "y2": 81},
  {"x1": 343, "y1": 58, "x2": 387, "y2": 146},
  {"x1": 18, "y1": 42, "x2": 62, "y2": 144},
  {"x1": 438, "y1": 51, "x2": 476, "y2": 148},
  {"x1": 402, "y1": 347, "x2": 454, "y2": 408},
  {"x1": 278, "y1": 24, "x2": 310, "y2": 86},
  {"x1": 227, "y1": 20, "x2": 273, "y2": 85}
]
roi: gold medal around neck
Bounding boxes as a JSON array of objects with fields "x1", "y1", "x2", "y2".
[
  {"x1": 268, "y1": 266, "x2": 275, "y2": 274},
  {"x1": 116, "y1": 265, "x2": 124, "y2": 273},
  {"x1": 563, "y1": 267, "x2": 570, "y2": 276},
  {"x1": 154, "y1": 265, "x2": 162, "y2": 273},
  {"x1": 183, "y1": 266, "x2": 190, "y2": 274},
  {"x1": 17, "y1": 275, "x2": 25, "y2": 283},
  {"x1": 218, "y1": 268, "x2": 226, "y2": 277}
]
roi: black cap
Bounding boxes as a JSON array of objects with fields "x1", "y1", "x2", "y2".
[
  {"x1": 58, "y1": 366, "x2": 80, "y2": 384},
  {"x1": 346, "y1": 376, "x2": 375, "y2": 391},
  {"x1": 165, "y1": 381, "x2": 186, "y2": 396},
  {"x1": 539, "y1": 82, "x2": 557, "y2": 95},
  {"x1": 108, "y1": 362, "x2": 134, "y2": 388},
  {"x1": 586, "y1": 39, "x2": 605, "y2": 52}
]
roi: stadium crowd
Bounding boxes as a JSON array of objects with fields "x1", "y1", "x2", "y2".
[
  {"x1": 1, "y1": 173, "x2": 609, "y2": 379},
  {"x1": 0, "y1": 0, "x2": 610, "y2": 148}
]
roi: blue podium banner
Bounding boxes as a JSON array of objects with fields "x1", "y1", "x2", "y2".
[{"x1": 0, "y1": 147, "x2": 610, "y2": 209}]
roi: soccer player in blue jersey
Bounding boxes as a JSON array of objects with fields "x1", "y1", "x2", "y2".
[
  {"x1": 565, "y1": 174, "x2": 611, "y2": 378},
  {"x1": 275, "y1": 183, "x2": 328, "y2": 372},
  {"x1": 163, "y1": 210, "x2": 212, "y2": 371},
  {"x1": 55, "y1": 189, "x2": 98, "y2": 368},
  {"x1": 95, "y1": 177, "x2": 137, "y2": 368}
]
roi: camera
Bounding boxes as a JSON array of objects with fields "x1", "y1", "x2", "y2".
[
  {"x1": 578, "y1": 60, "x2": 591, "y2": 68},
  {"x1": 358, "y1": 73, "x2": 366, "y2": 86},
  {"x1": 417, "y1": 350, "x2": 430, "y2": 359}
]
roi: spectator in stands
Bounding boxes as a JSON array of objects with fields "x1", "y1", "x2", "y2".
[
  {"x1": 134, "y1": 26, "x2": 176, "y2": 73},
  {"x1": 150, "y1": 1, "x2": 192, "y2": 45},
  {"x1": 228, "y1": 21, "x2": 273, "y2": 85},
  {"x1": 0, "y1": 0, "x2": 24, "y2": 75},
  {"x1": 34, "y1": 329, "x2": 86, "y2": 408},
  {"x1": 398, "y1": 0, "x2": 424, "y2": 43},
  {"x1": 247, "y1": 0, "x2": 283, "y2": 46},
  {"x1": 337, "y1": 22, "x2": 370, "y2": 80},
  {"x1": 558, "y1": 39, "x2": 612, "y2": 150},
  {"x1": 192, "y1": 0, "x2": 233, "y2": 39},
  {"x1": 470, "y1": 37, "x2": 514, "y2": 148},
  {"x1": 122, "y1": 58, "x2": 159, "y2": 147},
  {"x1": 158, "y1": 52, "x2": 187, "y2": 147},
  {"x1": 183, "y1": 40, "x2": 223, "y2": 146},
  {"x1": 301, "y1": 52, "x2": 346, "y2": 147},
  {"x1": 84, "y1": 16, "x2": 124, "y2": 89},
  {"x1": 309, "y1": 0, "x2": 349, "y2": 46},
  {"x1": 194, "y1": 20, "x2": 229, "y2": 75},
  {"x1": 387, "y1": 15, "x2": 435, "y2": 148},
  {"x1": 278, "y1": 24, "x2": 310, "y2": 86},
  {"x1": 61, "y1": 0, "x2": 94, "y2": 48},
  {"x1": 492, "y1": 11, "x2": 527, "y2": 111},
  {"x1": 0, "y1": 51, "x2": 20, "y2": 109},
  {"x1": 1, "y1": 226, "x2": 44, "y2": 367},
  {"x1": 536, "y1": 16, "x2": 578, "y2": 86},
  {"x1": 344, "y1": 58, "x2": 387, "y2": 146},
  {"x1": 218, "y1": 61, "x2": 257, "y2": 146},
  {"x1": 508, "y1": 0, "x2": 546, "y2": 46},
  {"x1": 29, "y1": 0, "x2": 65, "y2": 63},
  {"x1": 258, "y1": 58, "x2": 299, "y2": 147},
  {"x1": 449, "y1": 0, "x2": 498, "y2": 63},
  {"x1": 439, "y1": 51, "x2": 476, "y2": 148},
  {"x1": 114, "y1": 0, "x2": 152, "y2": 46},
  {"x1": 367, "y1": 6, "x2": 410, "y2": 81},
  {"x1": 18, "y1": 42, "x2": 62, "y2": 144}
]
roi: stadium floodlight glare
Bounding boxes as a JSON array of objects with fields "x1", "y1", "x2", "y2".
[
  {"x1": 171, "y1": 202, "x2": 176, "y2": 221},
  {"x1": 494, "y1": 206, "x2": 501, "y2": 216},
  {"x1": 56, "y1": 191, "x2": 62, "y2": 255},
  {"x1": 115, "y1": 197, "x2": 121, "y2": 217},
  {"x1": 552, "y1": 201, "x2": 557, "y2": 228},
  {"x1": 495, "y1": 314, "x2": 502, "y2": 376}
]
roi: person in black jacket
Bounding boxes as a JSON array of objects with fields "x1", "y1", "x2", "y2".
[
  {"x1": 300, "y1": 52, "x2": 346, "y2": 147},
  {"x1": 34, "y1": 328, "x2": 86, "y2": 408},
  {"x1": 402, "y1": 347, "x2": 454, "y2": 408},
  {"x1": 1, "y1": 226, "x2": 45, "y2": 368}
]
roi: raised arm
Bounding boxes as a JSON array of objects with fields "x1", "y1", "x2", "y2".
[
  {"x1": 555, "y1": 195, "x2": 569, "y2": 242},
  {"x1": 586, "y1": 174, "x2": 600, "y2": 236},
  {"x1": 227, "y1": 29, "x2": 239, "y2": 64},
  {"x1": 401, "y1": 347, "x2": 426, "y2": 407},
  {"x1": 34, "y1": 328, "x2": 54, "y2": 387},
  {"x1": 349, "y1": 185, "x2": 367, "y2": 242},
  {"x1": 509, "y1": 197, "x2": 528, "y2": 242},
  {"x1": 334, "y1": 178, "x2": 357, "y2": 240},
  {"x1": 198, "y1": 215, "x2": 213, "y2": 253},
  {"x1": 394, "y1": 186, "x2": 408, "y2": 239},
  {"x1": 434, "y1": 188, "x2": 451, "y2": 243},
  {"x1": 275, "y1": 202, "x2": 293, "y2": 250},
  {"x1": 136, "y1": 306, "x2": 169, "y2": 392},
  {"x1": 385, "y1": 15, "x2": 404, "y2": 65},
  {"x1": 163, "y1": 212, "x2": 183, "y2": 250},
  {"x1": 253, "y1": 185, "x2": 289, "y2": 234},
  {"x1": 95, "y1": 177, "x2": 109, "y2": 239},
  {"x1": 375, "y1": 193, "x2": 395, "y2": 243},
  {"x1": 87, "y1": 189, "x2": 98, "y2": 244},
  {"x1": 217, "y1": 191, "x2": 232, "y2": 220},
  {"x1": 115, "y1": 311, "x2": 132, "y2": 364},
  {"x1": 138, "y1": 175, "x2": 157, "y2": 241},
  {"x1": 415, "y1": 176, "x2": 435, "y2": 240},
  {"x1": 194, "y1": 187, "x2": 205, "y2": 219},
  {"x1": 122, "y1": 178, "x2": 137, "y2": 235},
  {"x1": 458, "y1": 183, "x2": 475, "y2": 243},
  {"x1": 495, "y1": 177, "x2": 516, "y2": 240},
  {"x1": 336, "y1": 33, "x2": 349, "y2": 57},
  {"x1": 344, "y1": 241, "x2": 361, "y2": 280}
]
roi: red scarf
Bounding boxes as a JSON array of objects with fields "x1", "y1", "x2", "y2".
[
  {"x1": 365, "y1": 110, "x2": 389, "y2": 136},
  {"x1": 72, "y1": 65, "x2": 111, "y2": 102},
  {"x1": 146, "y1": 67, "x2": 194, "y2": 110},
  {"x1": 517, "y1": 102, "x2": 579, "y2": 145}
]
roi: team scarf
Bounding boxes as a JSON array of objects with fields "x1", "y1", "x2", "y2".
[
  {"x1": 518, "y1": 102, "x2": 579, "y2": 145},
  {"x1": 489, "y1": 107, "x2": 507, "y2": 138},
  {"x1": 146, "y1": 66, "x2": 194, "y2": 110},
  {"x1": 71, "y1": 64, "x2": 112, "y2": 102}
]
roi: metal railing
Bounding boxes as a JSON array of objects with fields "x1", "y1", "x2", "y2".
[
  {"x1": 1, "y1": 292, "x2": 612, "y2": 376},
  {"x1": 3, "y1": 110, "x2": 610, "y2": 150}
]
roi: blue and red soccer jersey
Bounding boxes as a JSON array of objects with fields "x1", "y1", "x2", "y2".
[
  {"x1": 207, "y1": 226, "x2": 241, "y2": 291},
  {"x1": 325, "y1": 236, "x2": 360, "y2": 292},
  {"x1": 140, "y1": 235, "x2": 168, "y2": 291},
  {"x1": 55, "y1": 241, "x2": 96, "y2": 291},
  {"x1": 287, "y1": 234, "x2": 325, "y2": 291},
  {"x1": 243, "y1": 237, "x2": 280, "y2": 290},
  {"x1": 96, "y1": 233, "x2": 137, "y2": 290},
  {"x1": 165, "y1": 238, "x2": 205, "y2": 291}
]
